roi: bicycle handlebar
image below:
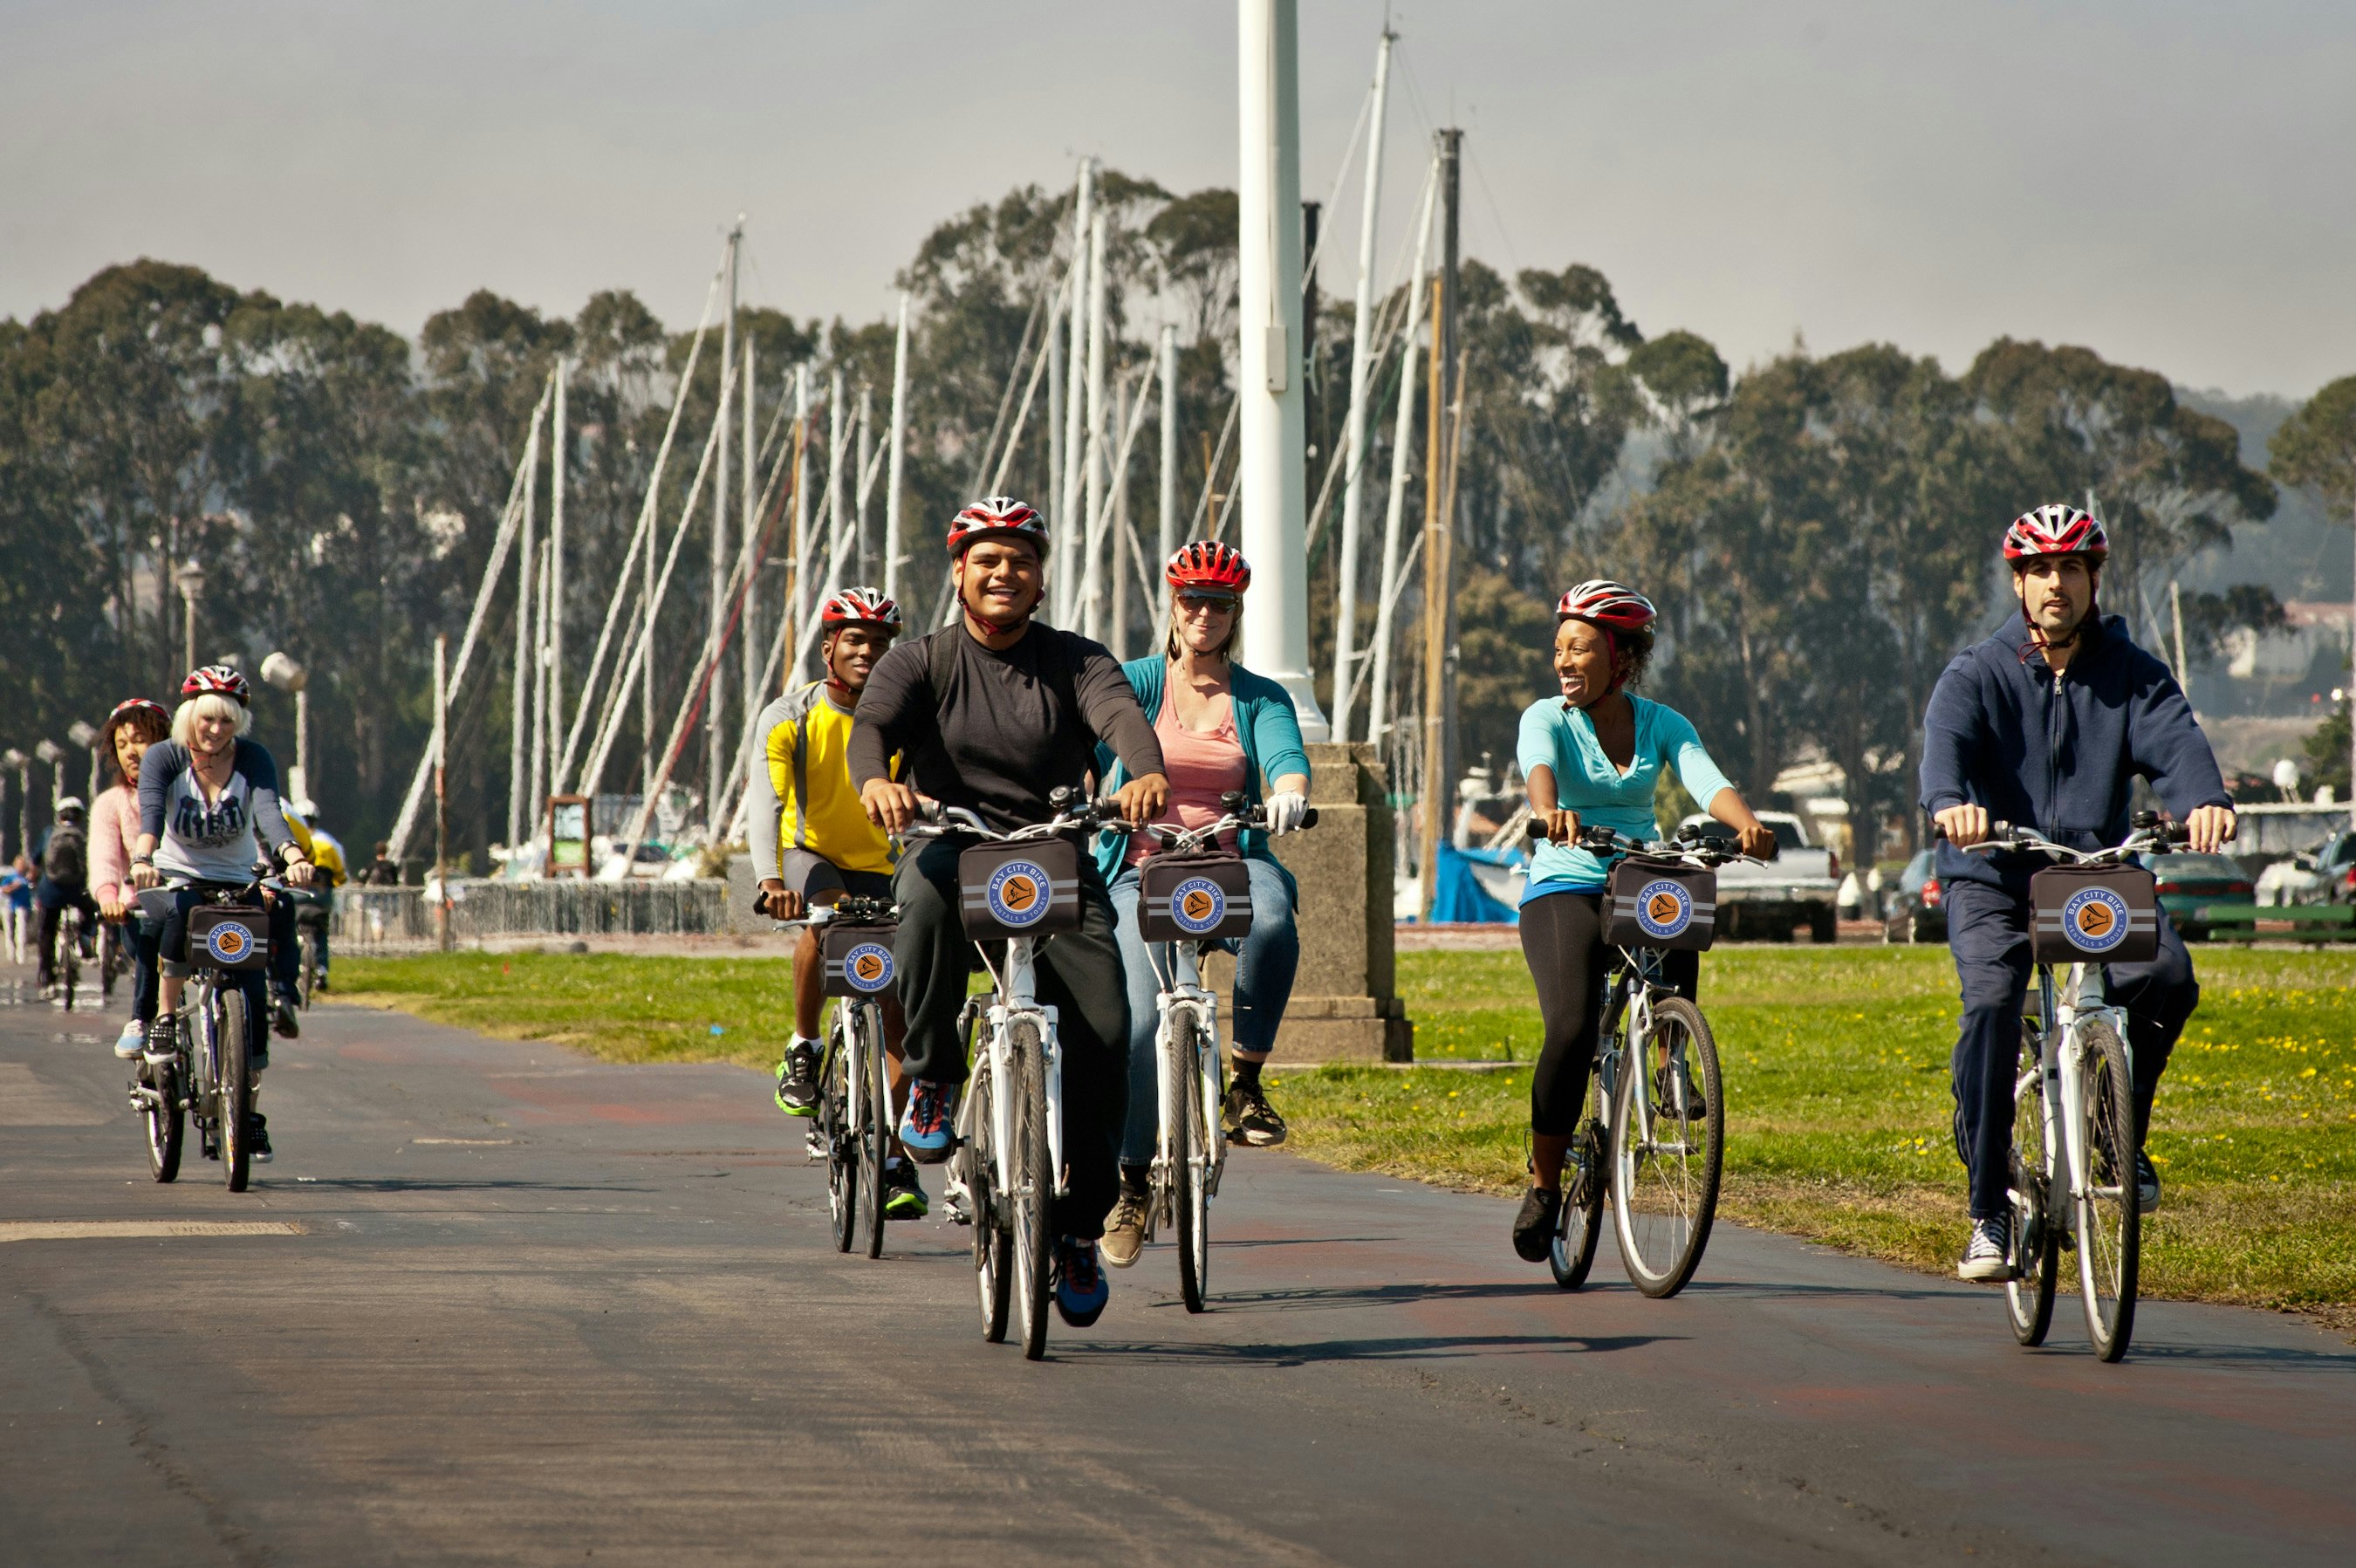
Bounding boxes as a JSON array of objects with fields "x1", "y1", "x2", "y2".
[
  {"x1": 1522, "y1": 817, "x2": 1753, "y2": 868},
  {"x1": 1933, "y1": 815, "x2": 2187, "y2": 864}
]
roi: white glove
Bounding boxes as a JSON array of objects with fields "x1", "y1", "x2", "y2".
[{"x1": 1263, "y1": 790, "x2": 1309, "y2": 836}]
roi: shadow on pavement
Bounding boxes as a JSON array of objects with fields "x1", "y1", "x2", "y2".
[
  {"x1": 1179, "y1": 1280, "x2": 1598, "y2": 1312},
  {"x1": 277, "y1": 1176, "x2": 651, "y2": 1195},
  {"x1": 1061, "y1": 1332, "x2": 1681, "y2": 1367},
  {"x1": 2117, "y1": 1340, "x2": 2356, "y2": 1374}
]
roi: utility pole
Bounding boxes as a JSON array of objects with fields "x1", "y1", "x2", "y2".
[
  {"x1": 1158, "y1": 323, "x2": 1180, "y2": 605},
  {"x1": 1111, "y1": 373, "x2": 1132, "y2": 657},
  {"x1": 1058, "y1": 160, "x2": 1095, "y2": 627},
  {"x1": 508, "y1": 403, "x2": 542, "y2": 849},
  {"x1": 740, "y1": 336, "x2": 757, "y2": 721},
  {"x1": 1236, "y1": 0, "x2": 1329, "y2": 738},
  {"x1": 1046, "y1": 287, "x2": 1065, "y2": 571},
  {"x1": 854, "y1": 384, "x2": 875, "y2": 582},
  {"x1": 791, "y1": 364, "x2": 812, "y2": 686},
  {"x1": 708, "y1": 217, "x2": 743, "y2": 839},
  {"x1": 550, "y1": 359, "x2": 567, "y2": 802},
  {"x1": 1082, "y1": 210, "x2": 1111, "y2": 640},
  {"x1": 884, "y1": 294, "x2": 911, "y2": 605},
  {"x1": 434, "y1": 633, "x2": 450, "y2": 948},
  {"x1": 1332, "y1": 24, "x2": 1396, "y2": 743},
  {"x1": 1418, "y1": 272, "x2": 1448, "y2": 920}
]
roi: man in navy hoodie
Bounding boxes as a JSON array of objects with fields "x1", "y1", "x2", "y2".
[{"x1": 1920, "y1": 503, "x2": 2236, "y2": 1282}]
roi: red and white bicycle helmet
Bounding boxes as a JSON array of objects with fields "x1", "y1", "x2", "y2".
[
  {"x1": 1554, "y1": 579, "x2": 1657, "y2": 632},
  {"x1": 181, "y1": 664, "x2": 250, "y2": 705},
  {"x1": 1166, "y1": 540, "x2": 1251, "y2": 594},
  {"x1": 2002, "y1": 503, "x2": 2107, "y2": 564},
  {"x1": 104, "y1": 697, "x2": 171, "y2": 737},
  {"x1": 819, "y1": 585, "x2": 901, "y2": 630},
  {"x1": 945, "y1": 496, "x2": 1049, "y2": 558}
]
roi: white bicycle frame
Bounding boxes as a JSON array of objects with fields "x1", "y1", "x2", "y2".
[
  {"x1": 961, "y1": 933, "x2": 1069, "y2": 1206},
  {"x1": 1145, "y1": 936, "x2": 1228, "y2": 1224},
  {"x1": 2023, "y1": 961, "x2": 2135, "y2": 1239}
]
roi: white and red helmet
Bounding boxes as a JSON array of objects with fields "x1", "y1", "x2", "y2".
[
  {"x1": 2002, "y1": 503, "x2": 2107, "y2": 565},
  {"x1": 945, "y1": 496, "x2": 1049, "y2": 558},
  {"x1": 819, "y1": 585, "x2": 901, "y2": 631},
  {"x1": 1554, "y1": 579, "x2": 1657, "y2": 633},
  {"x1": 181, "y1": 664, "x2": 251, "y2": 705},
  {"x1": 1166, "y1": 540, "x2": 1251, "y2": 594}
]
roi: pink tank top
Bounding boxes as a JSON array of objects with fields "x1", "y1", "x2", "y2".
[{"x1": 1127, "y1": 689, "x2": 1249, "y2": 866}]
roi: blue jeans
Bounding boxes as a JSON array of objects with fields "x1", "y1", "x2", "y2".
[
  {"x1": 1945, "y1": 877, "x2": 2197, "y2": 1219},
  {"x1": 1107, "y1": 857, "x2": 1299, "y2": 1167}
]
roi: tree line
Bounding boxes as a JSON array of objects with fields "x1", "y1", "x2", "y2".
[{"x1": 4, "y1": 168, "x2": 2352, "y2": 865}]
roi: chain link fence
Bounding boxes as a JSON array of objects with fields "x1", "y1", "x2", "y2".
[{"x1": 332, "y1": 880, "x2": 731, "y2": 951}]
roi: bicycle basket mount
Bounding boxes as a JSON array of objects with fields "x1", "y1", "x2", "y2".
[
  {"x1": 2029, "y1": 865, "x2": 2160, "y2": 964},
  {"x1": 1604, "y1": 859, "x2": 1717, "y2": 952}
]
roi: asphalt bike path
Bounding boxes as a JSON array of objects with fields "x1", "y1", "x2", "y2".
[{"x1": 3, "y1": 977, "x2": 2350, "y2": 1565}]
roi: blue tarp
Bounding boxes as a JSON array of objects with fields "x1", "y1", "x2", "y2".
[{"x1": 1426, "y1": 842, "x2": 1523, "y2": 925}]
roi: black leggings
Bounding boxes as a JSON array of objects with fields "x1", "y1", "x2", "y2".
[{"x1": 1520, "y1": 891, "x2": 1698, "y2": 1136}]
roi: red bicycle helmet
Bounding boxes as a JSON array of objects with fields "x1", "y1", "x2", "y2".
[
  {"x1": 181, "y1": 664, "x2": 251, "y2": 705},
  {"x1": 104, "y1": 697, "x2": 171, "y2": 738},
  {"x1": 2003, "y1": 503, "x2": 2107, "y2": 564},
  {"x1": 1166, "y1": 541, "x2": 1251, "y2": 594},
  {"x1": 945, "y1": 496, "x2": 1049, "y2": 558},
  {"x1": 1554, "y1": 579, "x2": 1657, "y2": 632},
  {"x1": 819, "y1": 585, "x2": 902, "y2": 630}
]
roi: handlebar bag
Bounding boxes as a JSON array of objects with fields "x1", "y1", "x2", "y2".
[
  {"x1": 957, "y1": 839, "x2": 1084, "y2": 939},
  {"x1": 1604, "y1": 858, "x2": 1717, "y2": 952},
  {"x1": 188, "y1": 905, "x2": 271, "y2": 971},
  {"x1": 1137, "y1": 855, "x2": 1255, "y2": 943},
  {"x1": 820, "y1": 922, "x2": 901, "y2": 999},
  {"x1": 2029, "y1": 865, "x2": 2160, "y2": 965}
]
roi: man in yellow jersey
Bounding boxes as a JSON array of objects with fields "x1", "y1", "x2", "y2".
[
  {"x1": 747, "y1": 586, "x2": 924, "y2": 1216},
  {"x1": 281, "y1": 800, "x2": 347, "y2": 991}
]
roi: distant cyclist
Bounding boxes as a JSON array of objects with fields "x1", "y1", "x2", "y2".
[
  {"x1": 129, "y1": 666, "x2": 318, "y2": 1161},
  {"x1": 33, "y1": 797, "x2": 99, "y2": 995},
  {"x1": 1094, "y1": 542, "x2": 1312, "y2": 1269},
  {"x1": 92, "y1": 698, "x2": 173, "y2": 1058},
  {"x1": 1510, "y1": 580, "x2": 1777, "y2": 1265},
  {"x1": 750, "y1": 585, "x2": 929, "y2": 1220},
  {"x1": 1921, "y1": 504, "x2": 2234, "y2": 1282},
  {"x1": 280, "y1": 801, "x2": 348, "y2": 990},
  {"x1": 850, "y1": 497, "x2": 1168, "y2": 1328}
]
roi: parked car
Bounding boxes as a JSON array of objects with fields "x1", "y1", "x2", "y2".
[
  {"x1": 2138, "y1": 851, "x2": 2256, "y2": 941},
  {"x1": 1679, "y1": 810, "x2": 1840, "y2": 942},
  {"x1": 2253, "y1": 831, "x2": 2355, "y2": 907},
  {"x1": 1881, "y1": 849, "x2": 1947, "y2": 943}
]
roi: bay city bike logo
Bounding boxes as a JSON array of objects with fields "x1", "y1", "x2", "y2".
[
  {"x1": 1170, "y1": 876, "x2": 1228, "y2": 936},
  {"x1": 204, "y1": 921, "x2": 255, "y2": 965},
  {"x1": 2061, "y1": 886, "x2": 2133, "y2": 954},
  {"x1": 1634, "y1": 879, "x2": 1695, "y2": 941},
  {"x1": 986, "y1": 859, "x2": 1053, "y2": 928},
  {"x1": 843, "y1": 942, "x2": 894, "y2": 994}
]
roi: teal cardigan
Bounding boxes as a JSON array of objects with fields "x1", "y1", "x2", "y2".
[{"x1": 1092, "y1": 655, "x2": 1312, "y2": 893}]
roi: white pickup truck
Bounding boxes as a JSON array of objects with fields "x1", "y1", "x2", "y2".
[{"x1": 1676, "y1": 810, "x2": 1842, "y2": 942}]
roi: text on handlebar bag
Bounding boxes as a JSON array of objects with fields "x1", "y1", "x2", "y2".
[
  {"x1": 188, "y1": 906, "x2": 271, "y2": 970},
  {"x1": 1138, "y1": 856, "x2": 1255, "y2": 942},
  {"x1": 2029, "y1": 866, "x2": 2160, "y2": 964},
  {"x1": 957, "y1": 839, "x2": 1084, "y2": 938},
  {"x1": 820, "y1": 922, "x2": 901, "y2": 997},
  {"x1": 1604, "y1": 859, "x2": 1718, "y2": 952}
]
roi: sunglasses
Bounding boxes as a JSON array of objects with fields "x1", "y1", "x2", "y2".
[{"x1": 1177, "y1": 591, "x2": 1239, "y2": 611}]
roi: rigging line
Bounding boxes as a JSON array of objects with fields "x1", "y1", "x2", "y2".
[
  {"x1": 966, "y1": 271, "x2": 1050, "y2": 497},
  {"x1": 1341, "y1": 526, "x2": 1424, "y2": 722},
  {"x1": 1305, "y1": 282, "x2": 1418, "y2": 558},
  {"x1": 1187, "y1": 397, "x2": 1241, "y2": 538},
  {"x1": 1463, "y1": 141, "x2": 1524, "y2": 278}
]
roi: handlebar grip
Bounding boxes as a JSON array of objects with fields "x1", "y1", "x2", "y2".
[{"x1": 1299, "y1": 807, "x2": 1319, "y2": 830}]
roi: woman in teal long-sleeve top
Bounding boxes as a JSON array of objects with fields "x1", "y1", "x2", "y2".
[{"x1": 1093, "y1": 543, "x2": 1311, "y2": 1267}]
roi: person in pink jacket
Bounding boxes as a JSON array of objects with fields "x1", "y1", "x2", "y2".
[{"x1": 92, "y1": 700, "x2": 171, "y2": 1058}]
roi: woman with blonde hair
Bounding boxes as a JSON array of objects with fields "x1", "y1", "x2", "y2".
[
  {"x1": 1093, "y1": 542, "x2": 1312, "y2": 1267},
  {"x1": 128, "y1": 666, "x2": 314, "y2": 1162}
]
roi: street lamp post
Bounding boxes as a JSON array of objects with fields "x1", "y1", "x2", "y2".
[
  {"x1": 174, "y1": 558, "x2": 207, "y2": 675},
  {"x1": 2, "y1": 749, "x2": 25, "y2": 860},
  {"x1": 261, "y1": 652, "x2": 310, "y2": 808},
  {"x1": 33, "y1": 740, "x2": 64, "y2": 815},
  {"x1": 65, "y1": 722, "x2": 100, "y2": 800}
]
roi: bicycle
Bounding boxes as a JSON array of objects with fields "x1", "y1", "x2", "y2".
[
  {"x1": 1115, "y1": 791, "x2": 1318, "y2": 1312},
  {"x1": 292, "y1": 892, "x2": 328, "y2": 1007},
  {"x1": 1530, "y1": 821, "x2": 1744, "y2": 1298},
  {"x1": 56, "y1": 902, "x2": 84, "y2": 1010},
  {"x1": 905, "y1": 787, "x2": 1111, "y2": 1361},
  {"x1": 782, "y1": 894, "x2": 901, "y2": 1260},
  {"x1": 129, "y1": 865, "x2": 280, "y2": 1191},
  {"x1": 1947, "y1": 813, "x2": 2179, "y2": 1363},
  {"x1": 99, "y1": 916, "x2": 127, "y2": 1001}
]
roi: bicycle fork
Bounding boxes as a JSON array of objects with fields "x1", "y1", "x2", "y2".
[{"x1": 986, "y1": 935, "x2": 1067, "y2": 1204}]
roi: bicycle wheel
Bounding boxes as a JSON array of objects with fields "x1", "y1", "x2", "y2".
[
  {"x1": 1551, "y1": 1107, "x2": 1608, "y2": 1291},
  {"x1": 140, "y1": 1059, "x2": 184, "y2": 1183},
  {"x1": 1010, "y1": 1019, "x2": 1053, "y2": 1360},
  {"x1": 821, "y1": 1019, "x2": 856, "y2": 1254},
  {"x1": 2004, "y1": 1025, "x2": 2058, "y2": 1346},
  {"x1": 968, "y1": 1048, "x2": 1011, "y2": 1341},
  {"x1": 60, "y1": 913, "x2": 79, "y2": 1010},
  {"x1": 299, "y1": 931, "x2": 316, "y2": 1009},
  {"x1": 218, "y1": 989, "x2": 251, "y2": 1192},
  {"x1": 101, "y1": 925, "x2": 121, "y2": 1000},
  {"x1": 1168, "y1": 1010, "x2": 1209, "y2": 1313},
  {"x1": 2075, "y1": 1018, "x2": 2140, "y2": 1362},
  {"x1": 859, "y1": 1004, "x2": 889, "y2": 1260},
  {"x1": 1609, "y1": 995, "x2": 1723, "y2": 1298}
]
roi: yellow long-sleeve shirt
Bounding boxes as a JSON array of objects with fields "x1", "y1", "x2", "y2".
[{"x1": 744, "y1": 681, "x2": 894, "y2": 879}]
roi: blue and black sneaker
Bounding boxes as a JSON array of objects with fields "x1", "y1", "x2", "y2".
[
  {"x1": 882, "y1": 1160, "x2": 930, "y2": 1220},
  {"x1": 897, "y1": 1079, "x2": 959, "y2": 1164},
  {"x1": 1052, "y1": 1236, "x2": 1109, "y2": 1327}
]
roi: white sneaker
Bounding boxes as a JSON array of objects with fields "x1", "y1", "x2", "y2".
[
  {"x1": 113, "y1": 1021, "x2": 147, "y2": 1060},
  {"x1": 1958, "y1": 1216, "x2": 2012, "y2": 1282}
]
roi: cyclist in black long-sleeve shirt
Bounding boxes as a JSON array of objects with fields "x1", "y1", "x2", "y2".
[{"x1": 849, "y1": 497, "x2": 1168, "y2": 1328}]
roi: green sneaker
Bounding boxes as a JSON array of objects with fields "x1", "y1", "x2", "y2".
[
  {"x1": 773, "y1": 1042, "x2": 820, "y2": 1117},
  {"x1": 882, "y1": 1161, "x2": 929, "y2": 1220}
]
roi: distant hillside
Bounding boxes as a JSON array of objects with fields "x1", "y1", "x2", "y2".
[{"x1": 2175, "y1": 387, "x2": 2352, "y2": 602}]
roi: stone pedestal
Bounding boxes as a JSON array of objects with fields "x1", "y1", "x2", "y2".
[{"x1": 1207, "y1": 742, "x2": 1410, "y2": 1063}]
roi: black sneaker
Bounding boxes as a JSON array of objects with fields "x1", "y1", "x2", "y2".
[
  {"x1": 773, "y1": 1043, "x2": 820, "y2": 1117},
  {"x1": 1052, "y1": 1236, "x2": 1109, "y2": 1327},
  {"x1": 1512, "y1": 1185, "x2": 1563, "y2": 1263},
  {"x1": 2135, "y1": 1152, "x2": 2161, "y2": 1212},
  {"x1": 271, "y1": 990, "x2": 300, "y2": 1039},
  {"x1": 1223, "y1": 1080, "x2": 1289, "y2": 1147},
  {"x1": 881, "y1": 1161, "x2": 929, "y2": 1221},
  {"x1": 248, "y1": 1113, "x2": 273, "y2": 1164},
  {"x1": 141, "y1": 1014, "x2": 182, "y2": 1066}
]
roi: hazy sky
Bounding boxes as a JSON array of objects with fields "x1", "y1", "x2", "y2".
[{"x1": 5, "y1": 1, "x2": 2352, "y2": 397}]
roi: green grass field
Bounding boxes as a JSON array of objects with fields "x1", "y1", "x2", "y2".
[{"x1": 339, "y1": 942, "x2": 2356, "y2": 1324}]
